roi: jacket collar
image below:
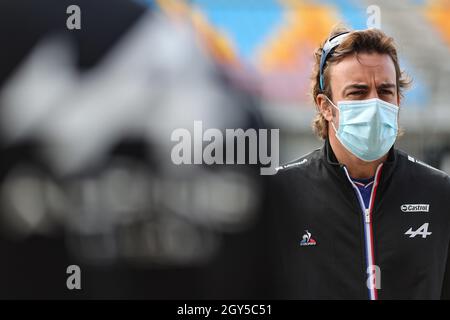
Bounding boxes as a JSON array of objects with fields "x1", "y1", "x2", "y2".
[{"x1": 321, "y1": 137, "x2": 397, "y2": 183}]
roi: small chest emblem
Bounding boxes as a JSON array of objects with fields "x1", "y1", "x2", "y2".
[
  {"x1": 300, "y1": 230, "x2": 317, "y2": 246},
  {"x1": 405, "y1": 223, "x2": 432, "y2": 239},
  {"x1": 400, "y1": 204, "x2": 430, "y2": 213}
]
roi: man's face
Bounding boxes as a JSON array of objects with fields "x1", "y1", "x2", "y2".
[
  {"x1": 324, "y1": 52, "x2": 399, "y2": 124},
  {"x1": 317, "y1": 52, "x2": 400, "y2": 164}
]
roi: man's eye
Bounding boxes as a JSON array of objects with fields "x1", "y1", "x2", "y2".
[
  {"x1": 380, "y1": 90, "x2": 394, "y2": 95},
  {"x1": 349, "y1": 91, "x2": 364, "y2": 96}
]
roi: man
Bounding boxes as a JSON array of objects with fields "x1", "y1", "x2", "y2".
[{"x1": 269, "y1": 26, "x2": 450, "y2": 299}]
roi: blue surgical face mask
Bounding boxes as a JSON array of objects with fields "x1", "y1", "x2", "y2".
[{"x1": 325, "y1": 97, "x2": 399, "y2": 162}]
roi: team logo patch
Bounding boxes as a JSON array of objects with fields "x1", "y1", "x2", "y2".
[
  {"x1": 405, "y1": 223, "x2": 432, "y2": 239},
  {"x1": 300, "y1": 230, "x2": 316, "y2": 246},
  {"x1": 277, "y1": 158, "x2": 307, "y2": 171},
  {"x1": 400, "y1": 204, "x2": 430, "y2": 213}
]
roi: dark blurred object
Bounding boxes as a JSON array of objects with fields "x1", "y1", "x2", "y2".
[{"x1": 0, "y1": 0, "x2": 275, "y2": 299}]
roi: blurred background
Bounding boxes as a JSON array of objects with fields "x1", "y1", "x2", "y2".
[
  {"x1": 147, "y1": 0, "x2": 450, "y2": 169},
  {"x1": 0, "y1": 0, "x2": 448, "y2": 299}
]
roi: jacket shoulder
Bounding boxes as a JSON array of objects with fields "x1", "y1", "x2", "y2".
[
  {"x1": 396, "y1": 149, "x2": 450, "y2": 185},
  {"x1": 275, "y1": 148, "x2": 321, "y2": 174}
]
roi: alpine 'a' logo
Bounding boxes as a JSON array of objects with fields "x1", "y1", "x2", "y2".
[
  {"x1": 405, "y1": 223, "x2": 432, "y2": 239},
  {"x1": 400, "y1": 204, "x2": 430, "y2": 213}
]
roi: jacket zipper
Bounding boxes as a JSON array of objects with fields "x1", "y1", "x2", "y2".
[{"x1": 343, "y1": 164, "x2": 383, "y2": 300}]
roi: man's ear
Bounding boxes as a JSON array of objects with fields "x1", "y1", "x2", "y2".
[{"x1": 316, "y1": 94, "x2": 333, "y2": 121}]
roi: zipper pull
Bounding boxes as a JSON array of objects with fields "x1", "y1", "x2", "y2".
[{"x1": 365, "y1": 208, "x2": 371, "y2": 224}]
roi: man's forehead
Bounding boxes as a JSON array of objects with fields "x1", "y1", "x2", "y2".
[
  {"x1": 355, "y1": 52, "x2": 393, "y2": 67},
  {"x1": 331, "y1": 52, "x2": 396, "y2": 83}
]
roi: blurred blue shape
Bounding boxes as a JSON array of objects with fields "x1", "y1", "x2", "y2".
[
  {"x1": 315, "y1": 0, "x2": 367, "y2": 30},
  {"x1": 190, "y1": 0, "x2": 284, "y2": 60}
]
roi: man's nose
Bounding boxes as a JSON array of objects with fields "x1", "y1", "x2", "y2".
[{"x1": 367, "y1": 88, "x2": 379, "y2": 100}]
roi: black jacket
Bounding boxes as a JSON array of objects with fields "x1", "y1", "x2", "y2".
[{"x1": 268, "y1": 139, "x2": 450, "y2": 299}]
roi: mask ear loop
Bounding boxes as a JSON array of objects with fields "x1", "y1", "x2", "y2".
[{"x1": 324, "y1": 95, "x2": 339, "y2": 133}]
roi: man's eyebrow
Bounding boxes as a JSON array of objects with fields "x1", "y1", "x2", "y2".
[
  {"x1": 377, "y1": 83, "x2": 396, "y2": 90},
  {"x1": 342, "y1": 83, "x2": 397, "y2": 94},
  {"x1": 343, "y1": 84, "x2": 369, "y2": 94}
]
